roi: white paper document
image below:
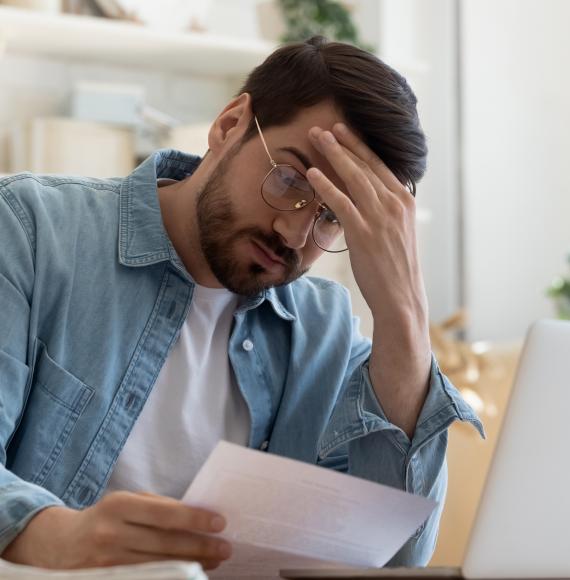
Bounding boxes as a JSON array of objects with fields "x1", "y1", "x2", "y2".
[{"x1": 182, "y1": 442, "x2": 437, "y2": 579}]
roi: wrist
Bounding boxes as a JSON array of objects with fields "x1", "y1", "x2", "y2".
[
  {"x1": 373, "y1": 306, "x2": 429, "y2": 348},
  {"x1": 2, "y1": 505, "x2": 76, "y2": 568}
]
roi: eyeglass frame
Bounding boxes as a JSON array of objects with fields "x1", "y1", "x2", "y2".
[{"x1": 254, "y1": 116, "x2": 348, "y2": 254}]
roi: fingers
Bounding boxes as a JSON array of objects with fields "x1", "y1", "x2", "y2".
[
  {"x1": 331, "y1": 122, "x2": 411, "y2": 197},
  {"x1": 90, "y1": 493, "x2": 232, "y2": 568},
  {"x1": 121, "y1": 521, "x2": 232, "y2": 562},
  {"x1": 99, "y1": 492, "x2": 226, "y2": 534},
  {"x1": 95, "y1": 549, "x2": 224, "y2": 571},
  {"x1": 306, "y1": 166, "x2": 361, "y2": 231},
  {"x1": 308, "y1": 127, "x2": 378, "y2": 215}
]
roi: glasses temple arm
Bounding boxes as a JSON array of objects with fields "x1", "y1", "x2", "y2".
[{"x1": 254, "y1": 116, "x2": 276, "y2": 167}]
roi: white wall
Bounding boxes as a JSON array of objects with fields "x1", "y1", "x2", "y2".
[
  {"x1": 379, "y1": 0, "x2": 461, "y2": 324},
  {"x1": 461, "y1": 0, "x2": 570, "y2": 341}
]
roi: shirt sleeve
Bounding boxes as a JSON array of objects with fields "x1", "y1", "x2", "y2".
[
  {"x1": 0, "y1": 184, "x2": 64, "y2": 554},
  {"x1": 362, "y1": 355, "x2": 484, "y2": 566},
  {"x1": 317, "y1": 316, "x2": 484, "y2": 567}
]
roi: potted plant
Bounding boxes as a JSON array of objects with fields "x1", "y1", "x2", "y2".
[
  {"x1": 547, "y1": 254, "x2": 570, "y2": 320},
  {"x1": 258, "y1": 0, "x2": 372, "y2": 50}
]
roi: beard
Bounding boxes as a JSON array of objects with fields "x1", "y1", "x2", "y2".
[{"x1": 196, "y1": 153, "x2": 309, "y2": 297}]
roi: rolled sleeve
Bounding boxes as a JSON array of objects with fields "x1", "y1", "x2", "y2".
[
  {"x1": 319, "y1": 353, "x2": 484, "y2": 566},
  {"x1": 0, "y1": 480, "x2": 64, "y2": 553},
  {"x1": 360, "y1": 354, "x2": 484, "y2": 566},
  {"x1": 361, "y1": 354, "x2": 485, "y2": 454}
]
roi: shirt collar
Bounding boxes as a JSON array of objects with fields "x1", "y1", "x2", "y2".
[
  {"x1": 118, "y1": 149, "x2": 200, "y2": 268},
  {"x1": 238, "y1": 287, "x2": 296, "y2": 322},
  {"x1": 118, "y1": 149, "x2": 296, "y2": 322}
]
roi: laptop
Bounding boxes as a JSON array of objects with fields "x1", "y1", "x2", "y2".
[{"x1": 281, "y1": 319, "x2": 570, "y2": 579}]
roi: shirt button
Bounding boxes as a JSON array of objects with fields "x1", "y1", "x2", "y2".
[
  {"x1": 242, "y1": 339, "x2": 254, "y2": 351},
  {"x1": 260, "y1": 440, "x2": 269, "y2": 451}
]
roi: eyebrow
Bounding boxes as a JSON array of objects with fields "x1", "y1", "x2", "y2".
[{"x1": 277, "y1": 146, "x2": 314, "y2": 171}]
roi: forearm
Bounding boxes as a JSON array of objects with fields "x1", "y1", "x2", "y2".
[
  {"x1": 368, "y1": 308, "x2": 432, "y2": 440},
  {"x1": 0, "y1": 468, "x2": 65, "y2": 554}
]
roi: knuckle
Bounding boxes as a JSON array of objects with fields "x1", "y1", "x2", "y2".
[
  {"x1": 96, "y1": 495, "x2": 114, "y2": 514},
  {"x1": 364, "y1": 151, "x2": 377, "y2": 167},
  {"x1": 373, "y1": 158, "x2": 389, "y2": 174},
  {"x1": 386, "y1": 196, "x2": 406, "y2": 219},
  {"x1": 92, "y1": 521, "x2": 118, "y2": 548},
  {"x1": 348, "y1": 167, "x2": 364, "y2": 184},
  {"x1": 99, "y1": 491, "x2": 128, "y2": 513},
  {"x1": 352, "y1": 155, "x2": 368, "y2": 171},
  {"x1": 339, "y1": 196, "x2": 354, "y2": 215},
  {"x1": 402, "y1": 192, "x2": 416, "y2": 209}
]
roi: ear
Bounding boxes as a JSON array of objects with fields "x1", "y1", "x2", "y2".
[{"x1": 208, "y1": 93, "x2": 253, "y2": 156}]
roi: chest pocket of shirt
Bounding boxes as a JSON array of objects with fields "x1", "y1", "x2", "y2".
[{"x1": 7, "y1": 341, "x2": 94, "y2": 487}]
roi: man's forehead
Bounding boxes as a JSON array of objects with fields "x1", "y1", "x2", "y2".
[
  {"x1": 278, "y1": 102, "x2": 345, "y2": 134},
  {"x1": 262, "y1": 103, "x2": 348, "y2": 189},
  {"x1": 277, "y1": 136, "x2": 347, "y2": 195}
]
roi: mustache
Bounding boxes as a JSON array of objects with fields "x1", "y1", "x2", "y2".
[{"x1": 239, "y1": 227, "x2": 300, "y2": 269}]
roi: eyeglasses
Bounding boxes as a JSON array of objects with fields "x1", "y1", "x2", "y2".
[{"x1": 255, "y1": 116, "x2": 348, "y2": 253}]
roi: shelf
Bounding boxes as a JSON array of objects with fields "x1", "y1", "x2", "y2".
[{"x1": 0, "y1": 6, "x2": 275, "y2": 78}]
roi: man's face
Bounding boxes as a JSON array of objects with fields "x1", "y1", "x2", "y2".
[{"x1": 195, "y1": 101, "x2": 346, "y2": 297}]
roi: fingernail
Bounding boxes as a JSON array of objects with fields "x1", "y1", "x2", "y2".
[
  {"x1": 307, "y1": 167, "x2": 322, "y2": 179},
  {"x1": 335, "y1": 123, "x2": 347, "y2": 133},
  {"x1": 218, "y1": 542, "x2": 232, "y2": 559},
  {"x1": 309, "y1": 127, "x2": 320, "y2": 140},
  {"x1": 322, "y1": 131, "x2": 336, "y2": 144},
  {"x1": 210, "y1": 516, "x2": 226, "y2": 531}
]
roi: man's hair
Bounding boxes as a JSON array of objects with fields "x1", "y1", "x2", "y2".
[{"x1": 238, "y1": 36, "x2": 427, "y2": 194}]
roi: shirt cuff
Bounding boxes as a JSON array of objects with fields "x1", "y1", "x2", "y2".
[{"x1": 360, "y1": 353, "x2": 485, "y2": 454}]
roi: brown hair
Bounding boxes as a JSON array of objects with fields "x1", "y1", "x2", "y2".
[{"x1": 238, "y1": 36, "x2": 427, "y2": 194}]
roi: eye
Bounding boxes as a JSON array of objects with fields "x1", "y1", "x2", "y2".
[
  {"x1": 280, "y1": 155, "x2": 307, "y2": 182},
  {"x1": 283, "y1": 174, "x2": 301, "y2": 187},
  {"x1": 319, "y1": 206, "x2": 340, "y2": 225},
  {"x1": 280, "y1": 169, "x2": 311, "y2": 193}
]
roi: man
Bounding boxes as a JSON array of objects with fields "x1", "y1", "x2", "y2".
[{"x1": 0, "y1": 36, "x2": 482, "y2": 571}]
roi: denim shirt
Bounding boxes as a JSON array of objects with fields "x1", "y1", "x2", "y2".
[{"x1": 0, "y1": 150, "x2": 483, "y2": 565}]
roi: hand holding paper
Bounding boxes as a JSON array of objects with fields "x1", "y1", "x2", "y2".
[{"x1": 183, "y1": 442, "x2": 437, "y2": 578}]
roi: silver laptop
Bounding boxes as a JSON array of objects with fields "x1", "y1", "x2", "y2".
[{"x1": 281, "y1": 319, "x2": 570, "y2": 579}]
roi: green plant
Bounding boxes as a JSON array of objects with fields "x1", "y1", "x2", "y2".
[
  {"x1": 547, "y1": 254, "x2": 570, "y2": 320},
  {"x1": 277, "y1": 0, "x2": 373, "y2": 51}
]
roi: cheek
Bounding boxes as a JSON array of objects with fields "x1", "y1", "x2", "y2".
[{"x1": 232, "y1": 174, "x2": 274, "y2": 218}]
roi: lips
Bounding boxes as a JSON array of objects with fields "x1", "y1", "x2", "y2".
[{"x1": 251, "y1": 241, "x2": 286, "y2": 273}]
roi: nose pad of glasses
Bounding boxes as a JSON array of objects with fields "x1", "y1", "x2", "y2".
[{"x1": 294, "y1": 199, "x2": 310, "y2": 209}]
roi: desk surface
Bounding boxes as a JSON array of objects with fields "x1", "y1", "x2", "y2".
[
  {"x1": 280, "y1": 567, "x2": 462, "y2": 579},
  {"x1": 279, "y1": 567, "x2": 570, "y2": 580}
]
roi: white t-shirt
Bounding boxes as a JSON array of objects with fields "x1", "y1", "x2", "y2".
[{"x1": 105, "y1": 283, "x2": 250, "y2": 499}]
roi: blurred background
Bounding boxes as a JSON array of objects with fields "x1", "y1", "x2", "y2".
[{"x1": 1, "y1": 0, "x2": 569, "y2": 567}]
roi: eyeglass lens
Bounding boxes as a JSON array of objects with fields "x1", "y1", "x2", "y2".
[{"x1": 262, "y1": 165, "x2": 348, "y2": 252}]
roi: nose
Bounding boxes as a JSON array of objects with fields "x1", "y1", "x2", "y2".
[{"x1": 272, "y1": 205, "x2": 316, "y2": 250}]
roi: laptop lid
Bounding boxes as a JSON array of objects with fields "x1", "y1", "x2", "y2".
[{"x1": 463, "y1": 319, "x2": 570, "y2": 578}]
